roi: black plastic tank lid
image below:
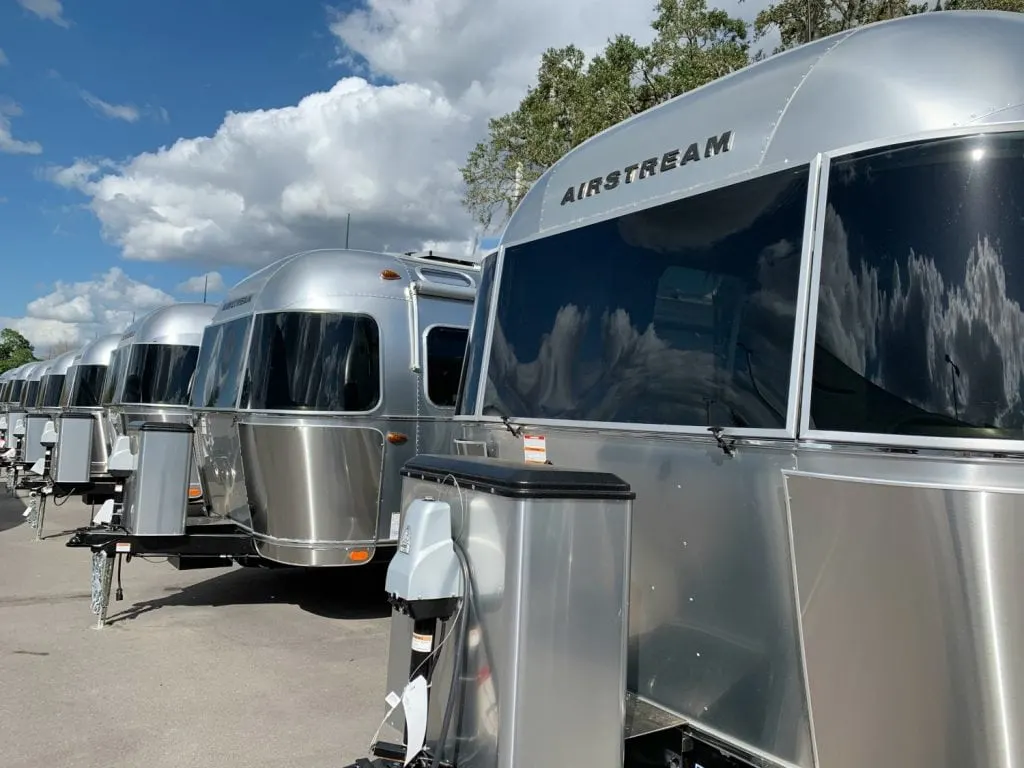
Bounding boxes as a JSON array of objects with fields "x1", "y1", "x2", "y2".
[
  {"x1": 138, "y1": 421, "x2": 194, "y2": 433},
  {"x1": 400, "y1": 454, "x2": 635, "y2": 500}
]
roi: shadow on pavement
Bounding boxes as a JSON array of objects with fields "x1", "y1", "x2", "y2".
[
  {"x1": 0, "y1": 486, "x2": 27, "y2": 533},
  {"x1": 104, "y1": 560, "x2": 392, "y2": 625}
]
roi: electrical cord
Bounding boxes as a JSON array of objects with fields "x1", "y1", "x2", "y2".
[{"x1": 364, "y1": 595, "x2": 466, "y2": 754}]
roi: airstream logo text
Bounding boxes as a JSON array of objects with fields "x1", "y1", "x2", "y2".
[
  {"x1": 559, "y1": 130, "x2": 733, "y2": 206},
  {"x1": 120, "y1": 330, "x2": 136, "y2": 341},
  {"x1": 221, "y1": 294, "x2": 253, "y2": 311}
]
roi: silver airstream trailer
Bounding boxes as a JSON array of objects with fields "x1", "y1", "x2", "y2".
[
  {"x1": 66, "y1": 303, "x2": 255, "y2": 625},
  {"x1": 3, "y1": 360, "x2": 48, "y2": 489},
  {"x1": 191, "y1": 248, "x2": 480, "y2": 569},
  {"x1": 51, "y1": 333, "x2": 122, "y2": 495},
  {"x1": 347, "y1": 11, "x2": 1024, "y2": 768},
  {"x1": 1, "y1": 364, "x2": 30, "y2": 484},
  {"x1": 17, "y1": 350, "x2": 81, "y2": 532},
  {"x1": 101, "y1": 303, "x2": 216, "y2": 500}
]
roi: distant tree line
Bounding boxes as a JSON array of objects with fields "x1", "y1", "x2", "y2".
[
  {"x1": 0, "y1": 328, "x2": 38, "y2": 375},
  {"x1": 461, "y1": 0, "x2": 1024, "y2": 230}
]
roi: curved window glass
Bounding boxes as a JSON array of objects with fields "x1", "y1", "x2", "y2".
[
  {"x1": 119, "y1": 344, "x2": 198, "y2": 405},
  {"x1": 101, "y1": 348, "x2": 128, "y2": 405},
  {"x1": 455, "y1": 252, "x2": 497, "y2": 415},
  {"x1": 39, "y1": 374, "x2": 65, "y2": 407},
  {"x1": 21, "y1": 381, "x2": 40, "y2": 407},
  {"x1": 59, "y1": 367, "x2": 76, "y2": 408},
  {"x1": 242, "y1": 311, "x2": 380, "y2": 412},
  {"x1": 71, "y1": 365, "x2": 107, "y2": 408},
  {"x1": 483, "y1": 166, "x2": 810, "y2": 428},
  {"x1": 810, "y1": 132, "x2": 1024, "y2": 440},
  {"x1": 189, "y1": 317, "x2": 251, "y2": 409},
  {"x1": 426, "y1": 326, "x2": 469, "y2": 407},
  {"x1": 9, "y1": 380, "x2": 23, "y2": 403},
  {"x1": 0, "y1": 381, "x2": 7, "y2": 402}
]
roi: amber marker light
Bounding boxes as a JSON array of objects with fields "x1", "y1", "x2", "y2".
[
  {"x1": 380, "y1": 269, "x2": 401, "y2": 280},
  {"x1": 387, "y1": 432, "x2": 408, "y2": 445},
  {"x1": 188, "y1": 485, "x2": 202, "y2": 499},
  {"x1": 349, "y1": 549, "x2": 371, "y2": 563}
]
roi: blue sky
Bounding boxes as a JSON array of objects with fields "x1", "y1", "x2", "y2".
[
  {"x1": 0, "y1": 0, "x2": 363, "y2": 318},
  {"x1": 0, "y1": 0, "x2": 695, "y2": 353}
]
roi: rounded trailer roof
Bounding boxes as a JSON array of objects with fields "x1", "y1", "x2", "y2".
[
  {"x1": 74, "y1": 332, "x2": 121, "y2": 367},
  {"x1": 20, "y1": 361, "x2": 49, "y2": 382},
  {"x1": 210, "y1": 248, "x2": 480, "y2": 324},
  {"x1": 117, "y1": 303, "x2": 218, "y2": 348},
  {"x1": 502, "y1": 10, "x2": 1024, "y2": 245},
  {"x1": 44, "y1": 349, "x2": 79, "y2": 376},
  {"x1": 8, "y1": 363, "x2": 34, "y2": 382}
]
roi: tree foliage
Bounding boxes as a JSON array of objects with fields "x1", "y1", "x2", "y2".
[
  {"x1": 0, "y1": 328, "x2": 37, "y2": 375},
  {"x1": 750, "y1": 0, "x2": 1024, "y2": 54},
  {"x1": 461, "y1": 0, "x2": 1023, "y2": 230},
  {"x1": 460, "y1": 0, "x2": 750, "y2": 230}
]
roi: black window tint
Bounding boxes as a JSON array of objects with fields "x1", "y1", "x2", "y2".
[
  {"x1": 39, "y1": 374, "x2": 65, "y2": 407},
  {"x1": 242, "y1": 312, "x2": 380, "y2": 412},
  {"x1": 101, "y1": 349, "x2": 126, "y2": 405},
  {"x1": 0, "y1": 382, "x2": 7, "y2": 401},
  {"x1": 190, "y1": 317, "x2": 250, "y2": 408},
  {"x1": 10, "y1": 380, "x2": 23, "y2": 402},
  {"x1": 483, "y1": 167, "x2": 809, "y2": 428},
  {"x1": 426, "y1": 326, "x2": 469, "y2": 407},
  {"x1": 811, "y1": 132, "x2": 1024, "y2": 439},
  {"x1": 22, "y1": 380, "x2": 39, "y2": 407},
  {"x1": 71, "y1": 365, "x2": 106, "y2": 408},
  {"x1": 455, "y1": 253, "x2": 497, "y2": 415},
  {"x1": 121, "y1": 344, "x2": 198, "y2": 405}
]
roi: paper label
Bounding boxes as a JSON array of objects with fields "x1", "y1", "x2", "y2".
[
  {"x1": 385, "y1": 691, "x2": 402, "y2": 710},
  {"x1": 523, "y1": 434, "x2": 547, "y2": 464},
  {"x1": 115, "y1": 541, "x2": 132, "y2": 554},
  {"x1": 402, "y1": 676, "x2": 428, "y2": 766},
  {"x1": 389, "y1": 512, "x2": 402, "y2": 540},
  {"x1": 411, "y1": 632, "x2": 433, "y2": 653}
]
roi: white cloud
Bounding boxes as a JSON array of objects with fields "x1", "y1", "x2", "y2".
[
  {"x1": 16, "y1": 0, "x2": 71, "y2": 28},
  {"x1": 178, "y1": 271, "x2": 226, "y2": 296},
  {"x1": 0, "y1": 100, "x2": 42, "y2": 155},
  {"x1": 46, "y1": 0, "x2": 769, "y2": 269},
  {"x1": 1, "y1": 268, "x2": 177, "y2": 353},
  {"x1": 81, "y1": 91, "x2": 140, "y2": 123},
  {"x1": 0, "y1": 49, "x2": 9, "y2": 66}
]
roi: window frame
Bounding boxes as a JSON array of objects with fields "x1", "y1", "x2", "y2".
[
  {"x1": 189, "y1": 316, "x2": 255, "y2": 412},
  {"x1": 471, "y1": 157, "x2": 823, "y2": 440},
  {"x1": 240, "y1": 309, "x2": 385, "y2": 416},
  {"x1": 799, "y1": 122, "x2": 1024, "y2": 454},
  {"x1": 39, "y1": 374, "x2": 66, "y2": 408},
  {"x1": 422, "y1": 323, "x2": 470, "y2": 409}
]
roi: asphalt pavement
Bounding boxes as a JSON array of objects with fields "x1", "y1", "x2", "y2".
[{"x1": 0, "y1": 485, "x2": 396, "y2": 768}]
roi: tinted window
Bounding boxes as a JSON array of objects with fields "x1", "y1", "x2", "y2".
[
  {"x1": 455, "y1": 253, "x2": 497, "y2": 415},
  {"x1": 242, "y1": 312, "x2": 380, "y2": 412},
  {"x1": 483, "y1": 167, "x2": 809, "y2": 428},
  {"x1": 101, "y1": 348, "x2": 127, "y2": 405},
  {"x1": 22, "y1": 380, "x2": 39, "y2": 407},
  {"x1": 71, "y1": 365, "x2": 106, "y2": 408},
  {"x1": 0, "y1": 382, "x2": 7, "y2": 401},
  {"x1": 39, "y1": 374, "x2": 65, "y2": 407},
  {"x1": 120, "y1": 344, "x2": 198, "y2": 405},
  {"x1": 811, "y1": 132, "x2": 1024, "y2": 439},
  {"x1": 426, "y1": 326, "x2": 469, "y2": 407},
  {"x1": 10, "y1": 380, "x2": 23, "y2": 402},
  {"x1": 190, "y1": 317, "x2": 251, "y2": 408}
]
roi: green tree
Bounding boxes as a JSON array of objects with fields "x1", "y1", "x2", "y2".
[
  {"x1": 749, "y1": 0, "x2": 1023, "y2": 53},
  {"x1": 0, "y1": 328, "x2": 38, "y2": 375},
  {"x1": 460, "y1": 0, "x2": 750, "y2": 230}
]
